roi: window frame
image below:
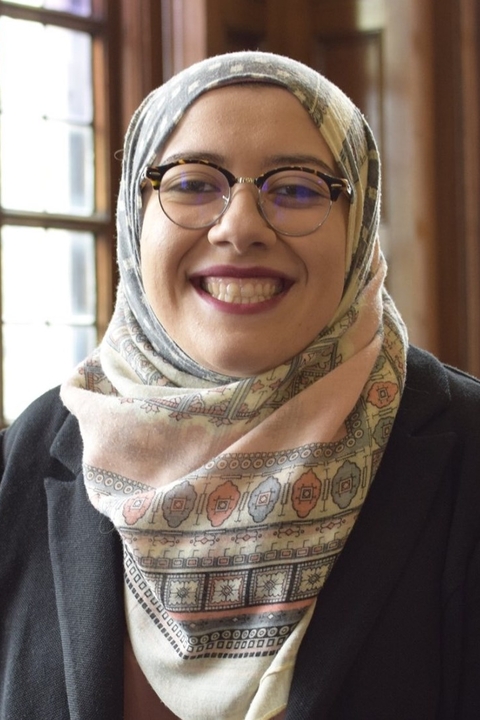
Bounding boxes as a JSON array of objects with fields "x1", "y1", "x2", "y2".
[
  {"x1": 0, "y1": 0, "x2": 126, "y2": 424},
  {"x1": 0, "y1": 0, "x2": 165, "y2": 425}
]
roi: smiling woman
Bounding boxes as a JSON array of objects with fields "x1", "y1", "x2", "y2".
[
  {"x1": 139, "y1": 85, "x2": 350, "y2": 377},
  {"x1": 1, "y1": 51, "x2": 480, "y2": 720}
]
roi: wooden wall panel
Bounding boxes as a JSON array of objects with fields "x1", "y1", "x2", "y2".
[
  {"x1": 119, "y1": 0, "x2": 164, "y2": 131},
  {"x1": 434, "y1": 0, "x2": 480, "y2": 374},
  {"x1": 207, "y1": 0, "x2": 266, "y2": 54},
  {"x1": 381, "y1": 0, "x2": 438, "y2": 355},
  {"x1": 162, "y1": 0, "x2": 208, "y2": 78}
]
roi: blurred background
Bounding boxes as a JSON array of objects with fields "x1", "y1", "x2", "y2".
[{"x1": 0, "y1": 0, "x2": 478, "y2": 424}]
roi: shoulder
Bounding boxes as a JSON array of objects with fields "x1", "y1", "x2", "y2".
[
  {"x1": 406, "y1": 345, "x2": 480, "y2": 394},
  {"x1": 399, "y1": 345, "x2": 480, "y2": 432},
  {"x1": 3, "y1": 386, "x2": 69, "y2": 453},
  {"x1": 1, "y1": 387, "x2": 78, "y2": 480}
]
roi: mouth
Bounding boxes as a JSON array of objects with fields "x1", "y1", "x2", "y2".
[{"x1": 200, "y1": 276, "x2": 285, "y2": 304}]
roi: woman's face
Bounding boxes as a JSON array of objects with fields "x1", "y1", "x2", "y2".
[{"x1": 140, "y1": 85, "x2": 349, "y2": 377}]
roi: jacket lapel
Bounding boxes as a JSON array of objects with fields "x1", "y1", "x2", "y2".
[
  {"x1": 286, "y1": 348, "x2": 457, "y2": 718},
  {"x1": 45, "y1": 414, "x2": 125, "y2": 720}
]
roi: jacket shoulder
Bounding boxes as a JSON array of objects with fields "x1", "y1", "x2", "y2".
[
  {"x1": 407, "y1": 345, "x2": 480, "y2": 393},
  {"x1": 1, "y1": 386, "x2": 77, "y2": 480},
  {"x1": 400, "y1": 345, "x2": 480, "y2": 433}
]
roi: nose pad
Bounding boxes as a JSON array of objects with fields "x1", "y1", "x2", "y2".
[
  {"x1": 227, "y1": 183, "x2": 263, "y2": 220},
  {"x1": 207, "y1": 185, "x2": 275, "y2": 251}
]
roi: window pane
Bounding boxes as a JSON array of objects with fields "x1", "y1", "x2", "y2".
[
  {"x1": 44, "y1": 122, "x2": 95, "y2": 214},
  {"x1": 2, "y1": 225, "x2": 96, "y2": 323},
  {"x1": 1, "y1": 225, "x2": 97, "y2": 422},
  {"x1": 1, "y1": 117, "x2": 94, "y2": 214},
  {"x1": 0, "y1": 18, "x2": 92, "y2": 121},
  {"x1": 44, "y1": 25, "x2": 93, "y2": 122},
  {"x1": 1, "y1": 117, "x2": 46, "y2": 212},
  {"x1": 45, "y1": 0, "x2": 92, "y2": 15},
  {"x1": 0, "y1": 17, "x2": 45, "y2": 115},
  {"x1": 0, "y1": 17, "x2": 94, "y2": 214},
  {"x1": 3, "y1": 324, "x2": 97, "y2": 422},
  {"x1": 3, "y1": 0, "x2": 43, "y2": 7},
  {"x1": 4, "y1": 0, "x2": 92, "y2": 15}
]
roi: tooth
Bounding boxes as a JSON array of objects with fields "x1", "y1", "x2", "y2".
[
  {"x1": 241, "y1": 282, "x2": 255, "y2": 298},
  {"x1": 226, "y1": 281, "x2": 239, "y2": 297},
  {"x1": 202, "y1": 277, "x2": 281, "y2": 303}
]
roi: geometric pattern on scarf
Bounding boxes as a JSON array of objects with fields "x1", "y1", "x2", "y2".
[{"x1": 61, "y1": 51, "x2": 408, "y2": 720}]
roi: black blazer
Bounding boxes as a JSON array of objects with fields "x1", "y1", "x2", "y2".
[{"x1": 1, "y1": 346, "x2": 480, "y2": 720}]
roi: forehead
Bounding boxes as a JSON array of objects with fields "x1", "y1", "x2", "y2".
[{"x1": 157, "y1": 84, "x2": 337, "y2": 171}]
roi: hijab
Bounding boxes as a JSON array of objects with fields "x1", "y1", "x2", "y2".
[{"x1": 61, "y1": 51, "x2": 408, "y2": 720}]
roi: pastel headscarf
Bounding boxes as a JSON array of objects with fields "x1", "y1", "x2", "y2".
[
  {"x1": 62, "y1": 51, "x2": 407, "y2": 720},
  {"x1": 116, "y1": 50, "x2": 391, "y2": 381}
]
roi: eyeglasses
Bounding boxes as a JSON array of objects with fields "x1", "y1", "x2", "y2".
[{"x1": 142, "y1": 159, "x2": 353, "y2": 237}]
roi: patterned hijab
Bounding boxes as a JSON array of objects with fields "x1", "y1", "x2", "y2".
[{"x1": 61, "y1": 51, "x2": 408, "y2": 720}]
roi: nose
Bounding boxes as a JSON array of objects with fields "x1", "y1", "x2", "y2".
[{"x1": 207, "y1": 184, "x2": 277, "y2": 253}]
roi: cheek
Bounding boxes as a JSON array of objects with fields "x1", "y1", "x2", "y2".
[
  {"x1": 311, "y1": 259, "x2": 345, "y2": 323},
  {"x1": 139, "y1": 208, "x2": 176, "y2": 310},
  {"x1": 305, "y1": 232, "x2": 346, "y2": 292},
  {"x1": 139, "y1": 205, "x2": 202, "y2": 321},
  {"x1": 301, "y1": 231, "x2": 347, "y2": 330},
  {"x1": 140, "y1": 229, "x2": 162, "y2": 294}
]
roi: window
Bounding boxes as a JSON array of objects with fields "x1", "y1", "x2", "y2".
[{"x1": 0, "y1": 0, "x2": 117, "y2": 424}]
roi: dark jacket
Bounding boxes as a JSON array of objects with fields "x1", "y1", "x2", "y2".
[{"x1": 1, "y1": 346, "x2": 480, "y2": 720}]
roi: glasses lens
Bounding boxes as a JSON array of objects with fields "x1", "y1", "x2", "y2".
[
  {"x1": 158, "y1": 164, "x2": 229, "y2": 228},
  {"x1": 259, "y1": 170, "x2": 332, "y2": 235}
]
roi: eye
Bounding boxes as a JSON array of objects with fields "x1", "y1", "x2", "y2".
[
  {"x1": 161, "y1": 167, "x2": 225, "y2": 205},
  {"x1": 275, "y1": 183, "x2": 320, "y2": 200},
  {"x1": 263, "y1": 172, "x2": 331, "y2": 208},
  {"x1": 168, "y1": 177, "x2": 218, "y2": 194}
]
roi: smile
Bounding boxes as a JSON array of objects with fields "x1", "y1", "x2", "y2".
[{"x1": 201, "y1": 277, "x2": 284, "y2": 304}]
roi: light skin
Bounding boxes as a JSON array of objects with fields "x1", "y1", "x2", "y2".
[{"x1": 140, "y1": 85, "x2": 349, "y2": 378}]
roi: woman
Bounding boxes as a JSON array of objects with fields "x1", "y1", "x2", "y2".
[{"x1": 1, "y1": 51, "x2": 479, "y2": 720}]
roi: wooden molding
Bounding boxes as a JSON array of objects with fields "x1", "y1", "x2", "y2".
[
  {"x1": 161, "y1": 0, "x2": 207, "y2": 79},
  {"x1": 459, "y1": 0, "x2": 480, "y2": 375},
  {"x1": 434, "y1": 0, "x2": 480, "y2": 374},
  {"x1": 118, "y1": 0, "x2": 164, "y2": 132}
]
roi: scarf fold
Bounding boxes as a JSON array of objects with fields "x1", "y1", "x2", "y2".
[{"x1": 61, "y1": 51, "x2": 408, "y2": 720}]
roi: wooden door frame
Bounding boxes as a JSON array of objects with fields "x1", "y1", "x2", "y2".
[{"x1": 433, "y1": 0, "x2": 480, "y2": 375}]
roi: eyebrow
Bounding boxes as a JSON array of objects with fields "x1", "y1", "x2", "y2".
[
  {"x1": 159, "y1": 151, "x2": 339, "y2": 177},
  {"x1": 265, "y1": 154, "x2": 338, "y2": 176}
]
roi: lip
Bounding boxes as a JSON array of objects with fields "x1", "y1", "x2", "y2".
[{"x1": 190, "y1": 265, "x2": 294, "y2": 315}]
